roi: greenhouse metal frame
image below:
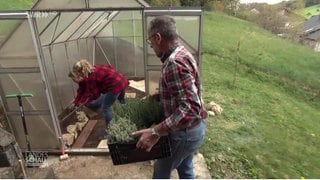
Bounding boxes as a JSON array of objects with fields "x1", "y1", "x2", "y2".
[{"x1": 0, "y1": 0, "x2": 203, "y2": 153}]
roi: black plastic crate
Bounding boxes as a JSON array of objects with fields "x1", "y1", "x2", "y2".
[{"x1": 108, "y1": 136, "x2": 171, "y2": 165}]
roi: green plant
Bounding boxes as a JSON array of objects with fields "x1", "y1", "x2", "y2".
[
  {"x1": 108, "y1": 117, "x2": 138, "y2": 143},
  {"x1": 109, "y1": 98, "x2": 162, "y2": 143},
  {"x1": 201, "y1": 12, "x2": 320, "y2": 178}
]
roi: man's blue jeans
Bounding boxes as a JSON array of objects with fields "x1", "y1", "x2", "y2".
[
  {"x1": 86, "y1": 90, "x2": 125, "y2": 127},
  {"x1": 153, "y1": 120, "x2": 206, "y2": 179}
]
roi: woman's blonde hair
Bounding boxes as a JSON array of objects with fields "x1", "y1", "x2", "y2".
[{"x1": 72, "y1": 59, "x2": 93, "y2": 77}]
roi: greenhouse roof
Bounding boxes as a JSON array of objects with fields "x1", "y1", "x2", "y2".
[
  {"x1": 31, "y1": 0, "x2": 149, "y2": 10},
  {"x1": 0, "y1": 0, "x2": 149, "y2": 48}
]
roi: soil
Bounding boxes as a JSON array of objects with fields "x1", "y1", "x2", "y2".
[
  {"x1": 36, "y1": 151, "x2": 211, "y2": 179},
  {"x1": 43, "y1": 155, "x2": 155, "y2": 178}
]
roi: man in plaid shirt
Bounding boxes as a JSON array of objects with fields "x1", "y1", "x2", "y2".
[
  {"x1": 69, "y1": 59, "x2": 129, "y2": 138},
  {"x1": 132, "y1": 15, "x2": 206, "y2": 179}
]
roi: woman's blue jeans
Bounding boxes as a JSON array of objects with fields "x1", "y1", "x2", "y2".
[
  {"x1": 153, "y1": 120, "x2": 206, "y2": 179},
  {"x1": 86, "y1": 90, "x2": 125, "y2": 127}
]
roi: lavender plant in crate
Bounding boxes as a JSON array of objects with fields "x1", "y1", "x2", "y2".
[{"x1": 107, "y1": 98, "x2": 171, "y2": 165}]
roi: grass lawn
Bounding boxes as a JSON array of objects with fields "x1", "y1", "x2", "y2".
[
  {"x1": 0, "y1": 0, "x2": 35, "y2": 10},
  {"x1": 200, "y1": 12, "x2": 320, "y2": 178},
  {"x1": 0, "y1": 0, "x2": 36, "y2": 36}
]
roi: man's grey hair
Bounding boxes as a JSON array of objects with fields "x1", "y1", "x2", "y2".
[{"x1": 148, "y1": 15, "x2": 179, "y2": 41}]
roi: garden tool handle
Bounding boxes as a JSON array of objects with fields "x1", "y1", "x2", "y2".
[
  {"x1": 5, "y1": 93, "x2": 34, "y2": 98},
  {"x1": 5, "y1": 93, "x2": 34, "y2": 152},
  {"x1": 60, "y1": 103, "x2": 84, "y2": 123}
]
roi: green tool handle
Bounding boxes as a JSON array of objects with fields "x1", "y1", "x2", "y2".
[{"x1": 5, "y1": 93, "x2": 34, "y2": 98}]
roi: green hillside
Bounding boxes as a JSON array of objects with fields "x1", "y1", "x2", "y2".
[
  {"x1": 0, "y1": 0, "x2": 36, "y2": 35},
  {"x1": 0, "y1": 0, "x2": 35, "y2": 10},
  {"x1": 200, "y1": 11, "x2": 320, "y2": 178}
]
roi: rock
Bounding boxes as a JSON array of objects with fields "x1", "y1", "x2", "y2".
[
  {"x1": 76, "y1": 111, "x2": 88, "y2": 122},
  {"x1": 62, "y1": 133, "x2": 74, "y2": 147},
  {"x1": 0, "y1": 129, "x2": 24, "y2": 178},
  {"x1": 66, "y1": 125, "x2": 77, "y2": 134},
  {"x1": 208, "y1": 101, "x2": 223, "y2": 115},
  {"x1": 207, "y1": 111, "x2": 215, "y2": 116},
  {"x1": 0, "y1": 128, "x2": 15, "y2": 146}
]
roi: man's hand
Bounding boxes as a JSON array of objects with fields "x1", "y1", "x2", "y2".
[{"x1": 131, "y1": 128, "x2": 160, "y2": 152}]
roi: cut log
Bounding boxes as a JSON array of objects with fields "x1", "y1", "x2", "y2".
[{"x1": 72, "y1": 120, "x2": 98, "y2": 148}]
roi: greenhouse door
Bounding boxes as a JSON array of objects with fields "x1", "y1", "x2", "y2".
[
  {"x1": 0, "y1": 12, "x2": 60, "y2": 151},
  {"x1": 142, "y1": 8, "x2": 203, "y2": 95}
]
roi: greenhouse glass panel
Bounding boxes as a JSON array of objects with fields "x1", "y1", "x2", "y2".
[
  {"x1": 37, "y1": 12, "x2": 81, "y2": 46},
  {"x1": 86, "y1": 38, "x2": 95, "y2": 62},
  {"x1": 92, "y1": 11, "x2": 119, "y2": 38},
  {"x1": 175, "y1": 16, "x2": 199, "y2": 52},
  {"x1": 32, "y1": 0, "x2": 85, "y2": 10},
  {"x1": 39, "y1": 16, "x2": 59, "y2": 46},
  {"x1": 41, "y1": 46, "x2": 62, "y2": 113},
  {"x1": 47, "y1": 41, "x2": 79, "y2": 109},
  {"x1": 0, "y1": 58, "x2": 38, "y2": 68},
  {"x1": 147, "y1": 71, "x2": 161, "y2": 95},
  {"x1": 114, "y1": 11, "x2": 140, "y2": 20},
  {"x1": 0, "y1": 73, "x2": 48, "y2": 111},
  {"x1": 0, "y1": 20, "x2": 21, "y2": 45},
  {"x1": 8, "y1": 114, "x2": 58, "y2": 150},
  {"x1": 95, "y1": 20, "x2": 114, "y2": 38},
  {"x1": 115, "y1": 37, "x2": 144, "y2": 77},
  {"x1": 89, "y1": 0, "x2": 142, "y2": 8},
  {"x1": 113, "y1": 20, "x2": 134, "y2": 37},
  {"x1": 66, "y1": 41, "x2": 82, "y2": 62},
  {"x1": 0, "y1": 21, "x2": 36, "y2": 57},
  {"x1": 54, "y1": 12, "x2": 93, "y2": 44},
  {"x1": 35, "y1": 11, "x2": 58, "y2": 34},
  {"x1": 134, "y1": 19, "x2": 142, "y2": 37},
  {"x1": 69, "y1": 11, "x2": 104, "y2": 41},
  {"x1": 80, "y1": 12, "x2": 110, "y2": 38},
  {"x1": 78, "y1": 38, "x2": 91, "y2": 60},
  {"x1": 95, "y1": 37, "x2": 116, "y2": 66},
  {"x1": 146, "y1": 53, "x2": 162, "y2": 66},
  {"x1": 132, "y1": 36, "x2": 144, "y2": 77},
  {"x1": 51, "y1": 12, "x2": 81, "y2": 42},
  {"x1": 41, "y1": 45, "x2": 76, "y2": 114}
]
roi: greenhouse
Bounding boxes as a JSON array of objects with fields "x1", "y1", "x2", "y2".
[{"x1": 0, "y1": 0, "x2": 203, "y2": 153}]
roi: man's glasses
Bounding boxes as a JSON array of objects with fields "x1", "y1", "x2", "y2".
[{"x1": 146, "y1": 34, "x2": 157, "y2": 44}]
